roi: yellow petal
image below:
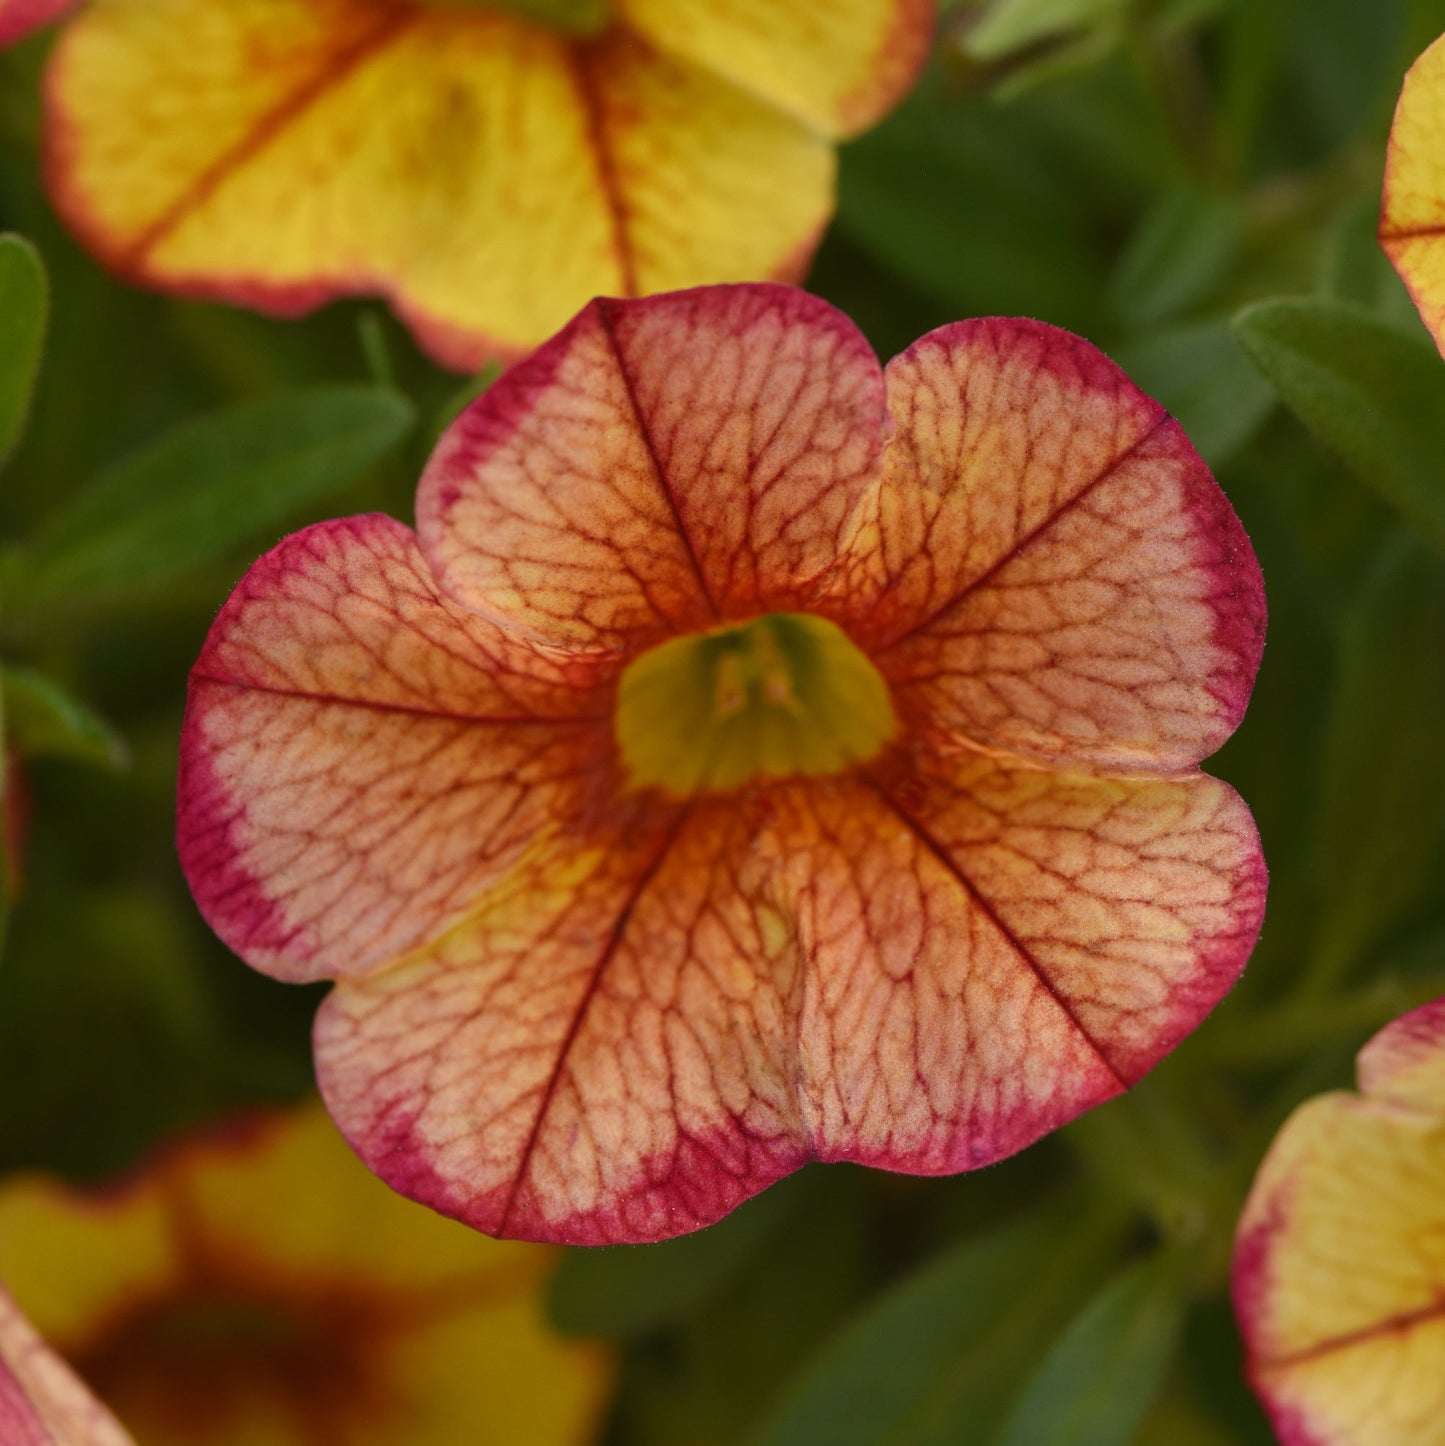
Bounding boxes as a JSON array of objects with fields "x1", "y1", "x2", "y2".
[
  {"x1": 1235, "y1": 999, "x2": 1445, "y2": 1446},
  {"x1": 618, "y1": 0, "x2": 935, "y2": 137},
  {"x1": 47, "y1": 0, "x2": 619, "y2": 365},
  {"x1": 1382, "y1": 31, "x2": 1445, "y2": 356}
]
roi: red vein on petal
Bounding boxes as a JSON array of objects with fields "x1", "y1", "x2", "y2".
[
  {"x1": 873, "y1": 413, "x2": 1172, "y2": 655},
  {"x1": 566, "y1": 45, "x2": 639, "y2": 297},
  {"x1": 595, "y1": 298, "x2": 720, "y2": 620},
  {"x1": 862, "y1": 776, "x2": 1130, "y2": 1088},
  {"x1": 1262, "y1": 1298, "x2": 1445, "y2": 1370},
  {"x1": 1380, "y1": 224, "x2": 1445, "y2": 239},
  {"x1": 497, "y1": 804, "x2": 695, "y2": 1235},
  {"x1": 121, "y1": 9, "x2": 416, "y2": 265},
  {"x1": 191, "y1": 673, "x2": 608, "y2": 726}
]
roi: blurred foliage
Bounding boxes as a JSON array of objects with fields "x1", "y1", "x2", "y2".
[{"x1": 3, "y1": 0, "x2": 1445, "y2": 1442}]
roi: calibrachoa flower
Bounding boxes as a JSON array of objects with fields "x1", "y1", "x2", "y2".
[
  {"x1": 178, "y1": 283, "x2": 1268, "y2": 1245},
  {"x1": 1383, "y1": 29, "x2": 1445, "y2": 356},
  {"x1": 5, "y1": 0, "x2": 933, "y2": 369},
  {"x1": 0, "y1": 1284, "x2": 132, "y2": 1446},
  {"x1": 0, "y1": 1102, "x2": 611, "y2": 1444},
  {"x1": 1234, "y1": 998, "x2": 1445, "y2": 1446}
]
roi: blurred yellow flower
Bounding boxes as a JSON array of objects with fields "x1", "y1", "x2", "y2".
[
  {"x1": 22, "y1": 0, "x2": 934, "y2": 368},
  {"x1": 1234, "y1": 997, "x2": 1445, "y2": 1446},
  {"x1": 0, "y1": 1102, "x2": 613, "y2": 1445}
]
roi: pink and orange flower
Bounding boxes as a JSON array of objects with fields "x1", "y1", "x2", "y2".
[
  {"x1": 177, "y1": 282, "x2": 1268, "y2": 1245},
  {"x1": 1383, "y1": 29, "x2": 1445, "y2": 355},
  {"x1": 0, "y1": 1102, "x2": 611, "y2": 1445},
  {"x1": 1234, "y1": 997, "x2": 1445, "y2": 1446},
  {"x1": 2, "y1": 0, "x2": 933, "y2": 368}
]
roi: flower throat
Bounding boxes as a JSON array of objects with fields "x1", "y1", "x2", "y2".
[{"x1": 616, "y1": 613, "x2": 896, "y2": 798}]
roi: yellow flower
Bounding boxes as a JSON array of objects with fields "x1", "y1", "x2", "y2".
[
  {"x1": 1234, "y1": 997, "x2": 1445, "y2": 1446},
  {"x1": 0, "y1": 1102, "x2": 612, "y2": 1445},
  {"x1": 17, "y1": 0, "x2": 934, "y2": 367}
]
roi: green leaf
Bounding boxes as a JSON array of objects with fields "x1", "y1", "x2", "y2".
[
  {"x1": 837, "y1": 84, "x2": 1100, "y2": 333},
  {"x1": 752, "y1": 1203, "x2": 1119, "y2": 1446},
  {"x1": 1109, "y1": 189, "x2": 1239, "y2": 331},
  {"x1": 1232, "y1": 298, "x2": 1445, "y2": 557},
  {"x1": 993, "y1": 1253, "x2": 1188, "y2": 1446},
  {"x1": 549, "y1": 1172, "x2": 806, "y2": 1339},
  {"x1": 965, "y1": 0, "x2": 1126, "y2": 61},
  {"x1": 0, "y1": 233, "x2": 47, "y2": 468},
  {"x1": 1311, "y1": 532, "x2": 1445, "y2": 983},
  {"x1": 1, "y1": 663, "x2": 127, "y2": 770},
  {"x1": 12, "y1": 384, "x2": 413, "y2": 615}
]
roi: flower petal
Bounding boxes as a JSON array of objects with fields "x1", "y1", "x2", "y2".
[
  {"x1": 844, "y1": 318, "x2": 1263, "y2": 770},
  {"x1": 418, "y1": 284, "x2": 886, "y2": 648},
  {"x1": 317, "y1": 749, "x2": 1261, "y2": 1243},
  {"x1": 1234, "y1": 1087, "x2": 1445, "y2": 1446},
  {"x1": 45, "y1": 0, "x2": 623, "y2": 366},
  {"x1": 177, "y1": 514, "x2": 615, "y2": 982},
  {"x1": 570, "y1": 30, "x2": 839, "y2": 299},
  {"x1": 618, "y1": 0, "x2": 935, "y2": 138},
  {"x1": 316, "y1": 800, "x2": 806, "y2": 1245},
  {"x1": 1382, "y1": 32, "x2": 1445, "y2": 356},
  {"x1": 1357, "y1": 998, "x2": 1445, "y2": 1112},
  {"x1": 0, "y1": 0, "x2": 76, "y2": 47},
  {"x1": 44, "y1": 2, "x2": 856, "y2": 367},
  {"x1": 788, "y1": 755, "x2": 1260, "y2": 1175},
  {"x1": 0, "y1": 1287, "x2": 133, "y2": 1446}
]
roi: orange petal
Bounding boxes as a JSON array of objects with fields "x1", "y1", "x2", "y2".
[
  {"x1": 1234, "y1": 1002, "x2": 1445, "y2": 1446},
  {"x1": 0, "y1": 0, "x2": 75, "y2": 46},
  {"x1": 177, "y1": 513, "x2": 616, "y2": 982},
  {"x1": 0, "y1": 1105, "x2": 612, "y2": 1446},
  {"x1": 0, "y1": 1286, "x2": 133, "y2": 1446},
  {"x1": 840, "y1": 318, "x2": 1264, "y2": 771},
  {"x1": 43, "y1": 2, "x2": 867, "y2": 367},
  {"x1": 317, "y1": 750, "x2": 1261, "y2": 1243},
  {"x1": 418, "y1": 284, "x2": 886, "y2": 649},
  {"x1": 617, "y1": 0, "x2": 935, "y2": 138},
  {"x1": 316, "y1": 799, "x2": 803, "y2": 1245},
  {"x1": 1382, "y1": 32, "x2": 1445, "y2": 356}
]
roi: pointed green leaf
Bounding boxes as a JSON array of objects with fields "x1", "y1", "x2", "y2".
[
  {"x1": 1, "y1": 664, "x2": 126, "y2": 770},
  {"x1": 0, "y1": 233, "x2": 47, "y2": 468},
  {"x1": 1312, "y1": 532, "x2": 1445, "y2": 982},
  {"x1": 1232, "y1": 298, "x2": 1445, "y2": 556},
  {"x1": 12, "y1": 384, "x2": 413, "y2": 615},
  {"x1": 992, "y1": 1253, "x2": 1188, "y2": 1446}
]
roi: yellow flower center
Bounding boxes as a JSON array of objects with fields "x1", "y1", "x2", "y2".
[
  {"x1": 420, "y1": 0, "x2": 611, "y2": 36},
  {"x1": 616, "y1": 613, "x2": 896, "y2": 797}
]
